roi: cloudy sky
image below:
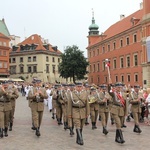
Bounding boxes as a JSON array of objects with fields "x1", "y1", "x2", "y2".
[{"x1": 0, "y1": 0, "x2": 142, "y2": 56}]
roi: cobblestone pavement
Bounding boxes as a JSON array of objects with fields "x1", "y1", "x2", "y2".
[{"x1": 1, "y1": 94, "x2": 150, "y2": 150}]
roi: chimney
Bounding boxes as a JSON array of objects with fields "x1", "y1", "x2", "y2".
[
  {"x1": 120, "y1": 14, "x2": 125, "y2": 20},
  {"x1": 140, "y1": 2, "x2": 143, "y2": 10}
]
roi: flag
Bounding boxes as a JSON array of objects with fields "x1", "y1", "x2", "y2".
[{"x1": 105, "y1": 62, "x2": 110, "y2": 68}]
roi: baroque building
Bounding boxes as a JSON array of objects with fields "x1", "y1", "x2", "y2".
[
  {"x1": 87, "y1": 0, "x2": 150, "y2": 87},
  {"x1": 9, "y1": 34, "x2": 64, "y2": 83}
]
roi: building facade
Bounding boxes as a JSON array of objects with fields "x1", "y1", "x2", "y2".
[
  {"x1": 9, "y1": 34, "x2": 64, "y2": 83},
  {"x1": 87, "y1": 0, "x2": 150, "y2": 87}
]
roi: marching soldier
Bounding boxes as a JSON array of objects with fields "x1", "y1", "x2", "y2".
[
  {"x1": 108, "y1": 80, "x2": 127, "y2": 144},
  {"x1": 28, "y1": 80, "x2": 48, "y2": 137},
  {"x1": 129, "y1": 85, "x2": 143, "y2": 133},
  {"x1": 0, "y1": 81, "x2": 13, "y2": 137},
  {"x1": 88, "y1": 86, "x2": 99, "y2": 130},
  {"x1": 7, "y1": 80, "x2": 19, "y2": 131},
  {"x1": 67, "y1": 83, "x2": 90, "y2": 145},
  {"x1": 98, "y1": 84, "x2": 111, "y2": 135}
]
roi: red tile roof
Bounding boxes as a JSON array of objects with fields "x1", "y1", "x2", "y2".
[{"x1": 92, "y1": 9, "x2": 143, "y2": 45}]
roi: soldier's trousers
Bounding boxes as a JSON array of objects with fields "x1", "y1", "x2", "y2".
[
  {"x1": 99, "y1": 112, "x2": 109, "y2": 127},
  {"x1": 132, "y1": 112, "x2": 141, "y2": 125},
  {"x1": 112, "y1": 114, "x2": 123, "y2": 129},
  {"x1": 68, "y1": 118, "x2": 74, "y2": 128},
  {"x1": 56, "y1": 106, "x2": 62, "y2": 119},
  {"x1": 90, "y1": 110, "x2": 98, "y2": 122},
  {"x1": 32, "y1": 110, "x2": 43, "y2": 128},
  {"x1": 10, "y1": 105, "x2": 15, "y2": 123},
  {"x1": 73, "y1": 118, "x2": 85, "y2": 129},
  {"x1": 0, "y1": 111, "x2": 10, "y2": 128},
  {"x1": 61, "y1": 105, "x2": 67, "y2": 122}
]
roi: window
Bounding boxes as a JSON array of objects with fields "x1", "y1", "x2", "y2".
[
  {"x1": 97, "y1": 49, "x2": 99, "y2": 55},
  {"x1": 0, "y1": 50, "x2": 1, "y2": 55},
  {"x1": 33, "y1": 56, "x2": 36, "y2": 62},
  {"x1": 120, "y1": 39, "x2": 123, "y2": 47},
  {"x1": 46, "y1": 65, "x2": 49, "y2": 73},
  {"x1": 93, "y1": 64, "x2": 95, "y2": 72},
  {"x1": 3, "y1": 51, "x2": 6, "y2": 56},
  {"x1": 90, "y1": 65, "x2": 92, "y2": 73},
  {"x1": 3, "y1": 42, "x2": 6, "y2": 46},
  {"x1": 52, "y1": 57, "x2": 55, "y2": 62},
  {"x1": 127, "y1": 74, "x2": 130, "y2": 82},
  {"x1": 113, "y1": 59, "x2": 116, "y2": 69},
  {"x1": 126, "y1": 56, "x2": 130, "y2": 67},
  {"x1": 102, "y1": 61, "x2": 105, "y2": 71},
  {"x1": 121, "y1": 75, "x2": 124, "y2": 82},
  {"x1": 20, "y1": 57, "x2": 23, "y2": 63},
  {"x1": 9, "y1": 58, "x2": 11, "y2": 63},
  {"x1": 105, "y1": 76, "x2": 107, "y2": 83},
  {"x1": 12, "y1": 58, "x2": 16, "y2": 63},
  {"x1": 102, "y1": 46, "x2": 105, "y2": 53},
  {"x1": 120, "y1": 57, "x2": 124, "y2": 68},
  {"x1": 134, "y1": 74, "x2": 138, "y2": 82},
  {"x1": 46, "y1": 56, "x2": 49, "y2": 62},
  {"x1": 4, "y1": 62, "x2": 7, "y2": 68},
  {"x1": 115, "y1": 76, "x2": 118, "y2": 82},
  {"x1": 58, "y1": 58, "x2": 60, "y2": 63},
  {"x1": 0, "y1": 41, "x2": 2, "y2": 45},
  {"x1": 107, "y1": 44, "x2": 110, "y2": 51},
  {"x1": 126, "y1": 37, "x2": 129, "y2": 45},
  {"x1": 20, "y1": 66, "x2": 24, "y2": 73},
  {"x1": 10, "y1": 66, "x2": 16, "y2": 74},
  {"x1": 0, "y1": 62, "x2": 2, "y2": 68},
  {"x1": 134, "y1": 54, "x2": 138, "y2": 66},
  {"x1": 97, "y1": 63, "x2": 100, "y2": 72},
  {"x1": 113, "y1": 42, "x2": 116, "y2": 49},
  {"x1": 52, "y1": 65, "x2": 55, "y2": 73},
  {"x1": 133, "y1": 34, "x2": 137, "y2": 43},
  {"x1": 28, "y1": 57, "x2": 31, "y2": 62},
  {"x1": 33, "y1": 66, "x2": 37, "y2": 72},
  {"x1": 93, "y1": 51, "x2": 95, "y2": 56},
  {"x1": 97, "y1": 76, "x2": 100, "y2": 84},
  {"x1": 28, "y1": 66, "x2": 32, "y2": 73}
]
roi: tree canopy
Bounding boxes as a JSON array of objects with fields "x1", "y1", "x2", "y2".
[{"x1": 58, "y1": 45, "x2": 89, "y2": 83}]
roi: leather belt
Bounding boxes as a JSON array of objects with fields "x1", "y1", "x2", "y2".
[
  {"x1": 114, "y1": 104, "x2": 123, "y2": 107},
  {"x1": 72, "y1": 106, "x2": 85, "y2": 108},
  {"x1": 32, "y1": 100, "x2": 44, "y2": 103},
  {"x1": 0, "y1": 101, "x2": 10, "y2": 103}
]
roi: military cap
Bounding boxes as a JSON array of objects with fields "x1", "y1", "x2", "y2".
[
  {"x1": 90, "y1": 87, "x2": 96, "y2": 91},
  {"x1": 54, "y1": 84, "x2": 62, "y2": 89},
  {"x1": 99, "y1": 84, "x2": 107, "y2": 89},
  {"x1": 75, "y1": 82, "x2": 83, "y2": 86},
  {"x1": 1, "y1": 81, "x2": 8, "y2": 84},
  {"x1": 32, "y1": 79, "x2": 42, "y2": 84},
  {"x1": 68, "y1": 84, "x2": 75, "y2": 87},
  {"x1": 115, "y1": 82, "x2": 123, "y2": 87},
  {"x1": 134, "y1": 85, "x2": 140, "y2": 89},
  {"x1": 62, "y1": 83, "x2": 68, "y2": 87},
  {"x1": 7, "y1": 80, "x2": 13, "y2": 83}
]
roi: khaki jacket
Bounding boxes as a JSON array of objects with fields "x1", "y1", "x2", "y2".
[
  {"x1": 28, "y1": 87, "x2": 48, "y2": 111},
  {"x1": 67, "y1": 90, "x2": 90, "y2": 119}
]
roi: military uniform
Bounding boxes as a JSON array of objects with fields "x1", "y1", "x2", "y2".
[
  {"x1": 0, "y1": 82, "x2": 13, "y2": 137},
  {"x1": 28, "y1": 80, "x2": 48, "y2": 136},
  {"x1": 129, "y1": 85, "x2": 143, "y2": 133},
  {"x1": 67, "y1": 83, "x2": 90, "y2": 145},
  {"x1": 108, "y1": 82, "x2": 126, "y2": 144}
]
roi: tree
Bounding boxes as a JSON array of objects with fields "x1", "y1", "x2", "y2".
[{"x1": 59, "y1": 45, "x2": 89, "y2": 83}]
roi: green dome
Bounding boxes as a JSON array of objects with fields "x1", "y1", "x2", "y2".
[{"x1": 89, "y1": 17, "x2": 99, "y2": 30}]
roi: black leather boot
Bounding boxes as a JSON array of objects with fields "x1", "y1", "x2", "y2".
[
  {"x1": 64, "y1": 122, "x2": 67, "y2": 130},
  {"x1": 115, "y1": 129, "x2": 121, "y2": 143},
  {"x1": 0, "y1": 128, "x2": 4, "y2": 138},
  {"x1": 76, "y1": 129, "x2": 84, "y2": 145},
  {"x1": 118, "y1": 129, "x2": 125, "y2": 144},
  {"x1": 31, "y1": 123, "x2": 36, "y2": 130},
  {"x1": 92, "y1": 122, "x2": 95, "y2": 130},
  {"x1": 85, "y1": 118, "x2": 89, "y2": 125},
  {"x1": 69, "y1": 127, "x2": 74, "y2": 136},
  {"x1": 134, "y1": 125, "x2": 142, "y2": 133},
  {"x1": 126, "y1": 116, "x2": 131, "y2": 122},
  {"x1": 35, "y1": 127, "x2": 41, "y2": 137},
  {"x1": 94, "y1": 122, "x2": 97, "y2": 129},
  {"x1": 103, "y1": 126, "x2": 108, "y2": 135},
  {"x1": 52, "y1": 113, "x2": 55, "y2": 119},
  {"x1": 111, "y1": 118, "x2": 114, "y2": 125},
  {"x1": 9, "y1": 122, "x2": 13, "y2": 131},
  {"x1": 4, "y1": 127, "x2": 8, "y2": 137}
]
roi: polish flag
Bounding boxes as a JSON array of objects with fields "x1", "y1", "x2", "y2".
[{"x1": 105, "y1": 62, "x2": 110, "y2": 68}]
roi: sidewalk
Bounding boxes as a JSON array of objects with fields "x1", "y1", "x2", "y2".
[{"x1": 0, "y1": 94, "x2": 150, "y2": 150}]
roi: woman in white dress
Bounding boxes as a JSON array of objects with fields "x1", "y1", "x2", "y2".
[{"x1": 45, "y1": 84, "x2": 52, "y2": 112}]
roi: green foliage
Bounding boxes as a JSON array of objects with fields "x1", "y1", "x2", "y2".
[
  {"x1": 59, "y1": 45, "x2": 89, "y2": 83},
  {"x1": 19, "y1": 76, "x2": 25, "y2": 81}
]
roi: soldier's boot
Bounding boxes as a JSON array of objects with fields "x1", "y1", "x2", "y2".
[
  {"x1": 92, "y1": 122, "x2": 95, "y2": 130},
  {"x1": 80, "y1": 128, "x2": 84, "y2": 145},
  {"x1": 103, "y1": 126, "x2": 108, "y2": 135},
  {"x1": 0, "y1": 128, "x2": 4, "y2": 138},
  {"x1": 69, "y1": 127, "x2": 74, "y2": 136},
  {"x1": 99, "y1": 116, "x2": 101, "y2": 121},
  {"x1": 76, "y1": 129, "x2": 84, "y2": 145},
  {"x1": 64, "y1": 122, "x2": 67, "y2": 130},
  {"x1": 66, "y1": 122, "x2": 69, "y2": 129},
  {"x1": 85, "y1": 118, "x2": 89, "y2": 125},
  {"x1": 60, "y1": 118, "x2": 63, "y2": 125},
  {"x1": 9, "y1": 122, "x2": 13, "y2": 131},
  {"x1": 52, "y1": 113, "x2": 55, "y2": 119},
  {"x1": 115, "y1": 129, "x2": 121, "y2": 143},
  {"x1": 126, "y1": 115, "x2": 131, "y2": 122},
  {"x1": 111, "y1": 118, "x2": 114, "y2": 125},
  {"x1": 35, "y1": 127, "x2": 41, "y2": 137},
  {"x1": 4, "y1": 127, "x2": 8, "y2": 137},
  {"x1": 31, "y1": 123, "x2": 36, "y2": 130},
  {"x1": 118, "y1": 129, "x2": 125, "y2": 144},
  {"x1": 94, "y1": 122, "x2": 97, "y2": 129},
  {"x1": 134, "y1": 125, "x2": 142, "y2": 133}
]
